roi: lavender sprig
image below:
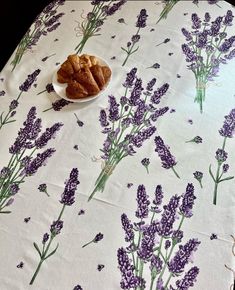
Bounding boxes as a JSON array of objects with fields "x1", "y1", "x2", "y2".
[
  {"x1": 141, "y1": 158, "x2": 150, "y2": 173},
  {"x1": 11, "y1": 0, "x2": 65, "y2": 71},
  {"x1": 75, "y1": 0, "x2": 126, "y2": 54},
  {"x1": 37, "y1": 83, "x2": 55, "y2": 95},
  {"x1": 89, "y1": 68, "x2": 169, "y2": 201},
  {"x1": 209, "y1": 108, "x2": 235, "y2": 205},
  {"x1": 82, "y1": 232, "x2": 104, "y2": 248},
  {"x1": 154, "y1": 136, "x2": 180, "y2": 178},
  {"x1": 118, "y1": 183, "x2": 200, "y2": 290},
  {"x1": 43, "y1": 98, "x2": 71, "y2": 112},
  {"x1": 29, "y1": 168, "x2": 79, "y2": 285},
  {"x1": 193, "y1": 171, "x2": 203, "y2": 188},
  {"x1": 0, "y1": 69, "x2": 40, "y2": 130},
  {"x1": 121, "y1": 9, "x2": 148, "y2": 66},
  {"x1": 185, "y1": 136, "x2": 202, "y2": 144},
  {"x1": 0, "y1": 107, "x2": 63, "y2": 214},
  {"x1": 182, "y1": 10, "x2": 235, "y2": 112}
]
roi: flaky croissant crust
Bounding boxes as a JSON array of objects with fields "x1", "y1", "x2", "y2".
[{"x1": 57, "y1": 54, "x2": 111, "y2": 99}]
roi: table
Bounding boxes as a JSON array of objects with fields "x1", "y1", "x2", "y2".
[{"x1": 0, "y1": 1, "x2": 235, "y2": 289}]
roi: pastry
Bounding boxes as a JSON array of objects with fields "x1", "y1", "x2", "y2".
[
  {"x1": 90, "y1": 65, "x2": 106, "y2": 89},
  {"x1": 101, "y1": 66, "x2": 112, "y2": 83},
  {"x1": 74, "y1": 67, "x2": 100, "y2": 95},
  {"x1": 66, "y1": 81, "x2": 88, "y2": 99},
  {"x1": 57, "y1": 67, "x2": 73, "y2": 83},
  {"x1": 68, "y1": 54, "x2": 81, "y2": 72}
]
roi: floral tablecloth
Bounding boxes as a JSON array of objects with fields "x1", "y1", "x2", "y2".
[{"x1": 0, "y1": 1, "x2": 235, "y2": 289}]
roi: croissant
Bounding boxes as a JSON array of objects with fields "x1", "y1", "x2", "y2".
[
  {"x1": 68, "y1": 54, "x2": 81, "y2": 72},
  {"x1": 74, "y1": 67, "x2": 100, "y2": 95},
  {"x1": 57, "y1": 67, "x2": 73, "y2": 83},
  {"x1": 66, "y1": 81, "x2": 88, "y2": 99},
  {"x1": 90, "y1": 65, "x2": 106, "y2": 89}
]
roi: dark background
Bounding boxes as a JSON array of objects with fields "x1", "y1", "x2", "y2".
[{"x1": 0, "y1": 0, "x2": 234, "y2": 71}]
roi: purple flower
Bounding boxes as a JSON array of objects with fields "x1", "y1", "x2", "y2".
[
  {"x1": 9, "y1": 183, "x2": 20, "y2": 195},
  {"x1": 16, "y1": 262, "x2": 24, "y2": 269},
  {"x1": 78, "y1": 209, "x2": 85, "y2": 215},
  {"x1": 106, "y1": 0, "x2": 126, "y2": 16},
  {"x1": 118, "y1": 18, "x2": 125, "y2": 24},
  {"x1": 135, "y1": 185, "x2": 150, "y2": 219},
  {"x1": 172, "y1": 230, "x2": 184, "y2": 244},
  {"x1": 175, "y1": 266, "x2": 199, "y2": 290},
  {"x1": 129, "y1": 78, "x2": 143, "y2": 106},
  {"x1": 152, "y1": 185, "x2": 164, "y2": 213},
  {"x1": 9, "y1": 100, "x2": 19, "y2": 111},
  {"x1": 52, "y1": 99, "x2": 71, "y2": 111},
  {"x1": 60, "y1": 168, "x2": 79, "y2": 206},
  {"x1": 19, "y1": 69, "x2": 41, "y2": 92},
  {"x1": 123, "y1": 68, "x2": 137, "y2": 88},
  {"x1": 154, "y1": 136, "x2": 177, "y2": 169},
  {"x1": 193, "y1": 171, "x2": 203, "y2": 181},
  {"x1": 224, "y1": 10, "x2": 234, "y2": 26},
  {"x1": 151, "y1": 83, "x2": 169, "y2": 104},
  {"x1": 146, "y1": 78, "x2": 156, "y2": 92},
  {"x1": 35, "y1": 123, "x2": 63, "y2": 149},
  {"x1": 187, "y1": 136, "x2": 202, "y2": 143},
  {"x1": 210, "y1": 16, "x2": 223, "y2": 37},
  {"x1": 182, "y1": 28, "x2": 192, "y2": 41},
  {"x1": 24, "y1": 148, "x2": 56, "y2": 176},
  {"x1": 157, "y1": 195, "x2": 180, "y2": 237},
  {"x1": 132, "y1": 126, "x2": 156, "y2": 148},
  {"x1": 24, "y1": 217, "x2": 31, "y2": 223},
  {"x1": 223, "y1": 163, "x2": 229, "y2": 173},
  {"x1": 219, "y1": 108, "x2": 235, "y2": 138},
  {"x1": 168, "y1": 239, "x2": 200, "y2": 274},
  {"x1": 99, "y1": 110, "x2": 109, "y2": 127},
  {"x1": 137, "y1": 225, "x2": 156, "y2": 261},
  {"x1": 97, "y1": 264, "x2": 105, "y2": 271},
  {"x1": 94, "y1": 232, "x2": 103, "y2": 243},
  {"x1": 0, "y1": 167, "x2": 10, "y2": 178},
  {"x1": 150, "y1": 255, "x2": 163, "y2": 273},
  {"x1": 191, "y1": 13, "x2": 201, "y2": 29},
  {"x1": 127, "y1": 183, "x2": 133, "y2": 188},
  {"x1": 0, "y1": 90, "x2": 5, "y2": 96},
  {"x1": 42, "y1": 233, "x2": 49, "y2": 244},
  {"x1": 182, "y1": 44, "x2": 197, "y2": 63},
  {"x1": 121, "y1": 213, "x2": 134, "y2": 242},
  {"x1": 215, "y1": 149, "x2": 228, "y2": 163},
  {"x1": 131, "y1": 34, "x2": 140, "y2": 44},
  {"x1": 50, "y1": 220, "x2": 63, "y2": 236},
  {"x1": 46, "y1": 83, "x2": 55, "y2": 93},
  {"x1": 150, "y1": 107, "x2": 169, "y2": 122},
  {"x1": 165, "y1": 240, "x2": 171, "y2": 249},
  {"x1": 117, "y1": 247, "x2": 143, "y2": 289},
  {"x1": 179, "y1": 183, "x2": 196, "y2": 218},
  {"x1": 136, "y1": 9, "x2": 148, "y2": 28},
  {"x1": 73, "y1": 285, "x2": 83, "y2": 290},
  {"x1": 141, "y1": 158, "x2": 150, "y2": 168},
  {"x1": 108, "y1": 95, "x2": 119, "y2": 122},
  {"x1": 210, "y1": 233, "x2": 218, "y2": 240}
]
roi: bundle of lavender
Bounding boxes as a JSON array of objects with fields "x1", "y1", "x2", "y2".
[
  {"x1": 181, "y1": 10, "x2": 235, "y2": 112},
  {"x1": 89, "y1": 68, "x2": 169, "y2": 201},
  {"x1": 11, "y1": 0, "x2": 65, "y2": 71},
  {"x1": 0, "y1": 107, "x2": 63, "y2": 214},
  {"x1": 75, "y1": 0, "x2": 126, "y2": 54},
  {"x1": 117, "y1": 183, "x2": 200, "y2": 290}
]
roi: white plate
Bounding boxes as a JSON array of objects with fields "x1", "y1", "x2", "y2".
[{"x1": 52, "y1": 57, "x2": 112, "y2": 103}]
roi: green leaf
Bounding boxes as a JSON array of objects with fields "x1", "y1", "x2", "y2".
[
  {"x1": 130, "y1": 46, "x2": 139, "y2": 55},
  {"x1": 33, "y1": 242, "x2": 42, "y2": 258},
  {"x1": 44, "y1": 243, "x2": 59, "y2": 260},
  {"x1": 219, "y1": 176, "x2": 234, "y2": 183},
  {"x1": 0, "y1": 211, "x2": 11, "y2": 214},
  {"x1": 5, "y1": 120, "x2": 16, "y2": 124},
  {"x1": 209, "y1": 165, "x2": 215, "y2": 182},
  {"x1": 0, "y1": 112, "x2": 3, "y2": 123},
  {"x1": 121, "y1": 47, "x2": 128, "y2": 53}
]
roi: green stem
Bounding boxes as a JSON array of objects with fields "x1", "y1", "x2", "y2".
[
  {"x1": 171, "y1": 166, "x2": 180, "y2": 179},
  {"x1": 29, "y1": 260, "x2": 43, "y2": 285}
]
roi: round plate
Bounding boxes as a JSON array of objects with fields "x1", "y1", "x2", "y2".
[{"x1": 52, "y1": 57, "x2": 112, "y2": 103}]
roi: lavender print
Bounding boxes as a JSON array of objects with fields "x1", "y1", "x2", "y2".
[
  {"x1": 43, "y1": 98, "x2": 71, "y2": 112},
  {"x1": 141, "y1": 158, "x2": 150, "y2": 174},
  {"x1": 29, "y1": 168, "x2": 79, "y2": 285},
  {"x1": 0, "y1": 107, "x2": 63, "y2": 214},
  {"x1": 38, "y1": 183, "x2": 50, "y2": 197},
  {"x1": 37, "y1": 83, "x2": 55, "y2": 95},
  {"x1": 41, "y1": 53, "x2": 56, "y2": 62},
  {"x1": 89, "y1": 68, "x2": 169, "y2": 201},
  {"x1": 186, "y1": 136, "x2": 202, "y2": 144},
  {"x1": 182, "y1": 10, "x2": 235, "y2": 112},
  {"x1": 74, "y1": 0, "x2": 126, "y2": 54},
  {"x1": 154, "y1": 136, "x2": 180, "y2": 178},
  {"x1": 11, "y1": 0, "x2": 65, "y2": 71},
  {"x1": 193, "y1": 171, "x2": 203, "y2": 188},
  {"x1": 82, "y1": 232, "x2": 104, "y2": 248},
  {"x1": 117, "y1": 183, "x2": 200, "y2": 290},
  {"x1": 209, "y1": 108, "x2": 235, "y2": 205},
  {"x1": 121, "y1": 9, "x2": 148, "y2": 66},
  {"x1": 0, "y1": 69, "x2": 40, "y2": 130}
]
